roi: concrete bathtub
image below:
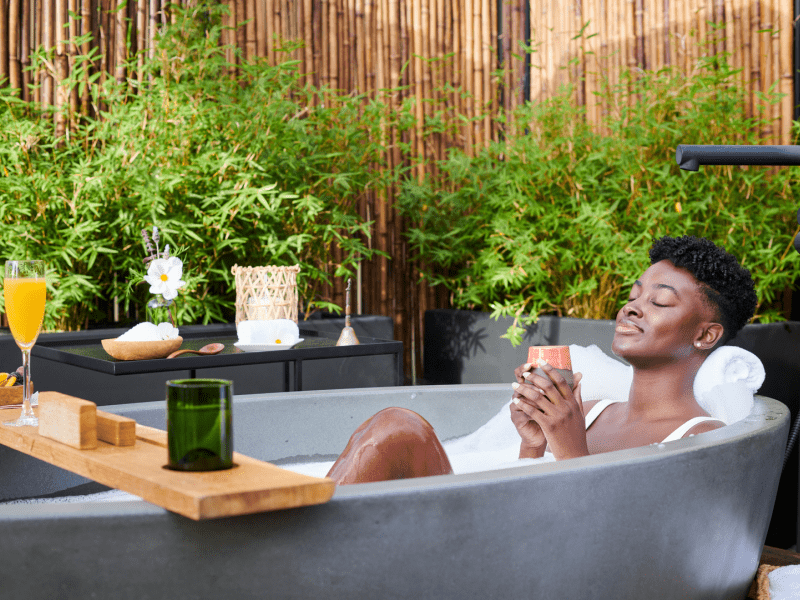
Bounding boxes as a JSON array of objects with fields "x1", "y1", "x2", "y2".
[{"x1": 0, "y1": 384, "x2": 789, "y2": 600}]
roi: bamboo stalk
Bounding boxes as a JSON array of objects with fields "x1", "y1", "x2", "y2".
[
  {"x1": 329, "y1": 0, "x2": 337, "y2": 89},
  {"x1": 759, "y1": 0, "x2": 770, "y2": 131},
  {"x1": 499, "y1": 0, "x2": 510, "y2": 117},
  {"x1": 647, "y1": 0, "x2": 655, "y2": 69},
  {"x1": 655, "y1": 0, "x2": 665, "y2": 69},
  {"x1": 375, "y1": 0, "x2": 384, "y2": 93},
  {"x1": 54, "y1": 0, "x2": 69, "y2": 137},
  {"x1": 311, "y1": 0, "x2": 321, "y2": 87},
  {"x1": 21, "y1": 0, "x2": 30, "y2": 101},
  {"x1": 685, "y1": 0, "x2": 695, "y2": 69},
  {"x1": 79, "y1": 0, "x2": 91, "y2": 112},
  {"x1": 604, "y1": 0, "x2": 625, "y2": 118},
  {"x1": 244, "y1": 0, "x2": 256, "y2": 61},
  {"x1": 115, "y1": 0, "x2": 126, "y2": 84},
  {"x1": 587, "y1": 0, "x2": 601, "y2": 127},
  {"x1": 33, "y1": 0, "x2": 41, "y2": 105},
  {"x1": 302, "y1": 0, "x2": 312, "y2": 76},
  {"x1": 9, "y1": 0, "x2": 20, "y2": 94},
  {"x1": 545, "y1": 0, "x2": 554, "y2": 97},
  {"x1": 634, "y1": 0, "x2": 644, "y2": 67},
  {"x1": 463, "y1": 0, "x2": 474, "y2": 149},
  {"x1": 68, "y1": 0, "x2": 78, "y2": 114},
  {"x1": 343, "y1": 0, "x2": 352, "y2": 90},
  {"x1": 472, "y1": 0, "x2": 481, "y2": 149},
  {"x1": 529, "y1": 0, "x2": 540, "y2": 103},
  {"x1": 233, "y1": 0, "x2": 245, "y2": 64},
  {"x1": 740, "y1": 0, "x2": 751, "y2": 118},
  {"x1": 148, "y1": 0, "x2": 157, "y2": 62},
  {"x1": 435, "y1": 0, "x2": 444, "y2": 154},
  {"x1": 769, "y1": 0, "x2": 779, "y2": 143},
  {"x1": 721, "y1": 0, "x2": 731, "y2": 57},
  {"x1": 0, "y1": 0, "x2": 8, "y2": 84},
  {"x1": 779, "y1": 0, "x2": 792, "y2": 143},
  {"x1": 482, "y1": 0, "x2": 491, "y2": 145},
  {"x1": 453, "y1": 0, "x2": 464, "y2": 145},
  {"x1": 750, "y1": 0, "x2": 760, "y2": 119},
  {"x1": 136, "y1": 0, "x2": 145, "y2": 85},
  {"x1": 697, "y1": 0, "x2": 706, "y2": 51},
  {"x1": 575, "y1": 0, "x2": 586, "y2": 107},
  {"x1": 42, "y1": 0, "x2": 53, "y2": 106}
]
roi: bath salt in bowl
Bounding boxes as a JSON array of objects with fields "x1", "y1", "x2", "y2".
[
  {"x1": 102, "y1": 322, "x2": 183, "y2": 360},
  {"x1": 234, "y1": 319, "x2": 303, "y2": 352}
]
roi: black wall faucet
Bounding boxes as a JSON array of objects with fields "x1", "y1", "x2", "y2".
[
  {"x1": 675, "y1": 144, "x2": 800, "y2": 253},
  {"x1": 676, "y1": 145, "x2": 800, "y2": 171}
]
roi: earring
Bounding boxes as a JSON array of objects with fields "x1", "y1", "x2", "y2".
[{"x1": 695, "y1": 342, "x2": 702, "y2": 348}]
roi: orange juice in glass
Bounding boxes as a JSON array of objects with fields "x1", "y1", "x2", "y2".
[
  {"x1": 3, "y1": 260, "x2": 46, "y2": 427},
  {"x1": 5, "y1": 277, "x2": 46, "y2": 348}
]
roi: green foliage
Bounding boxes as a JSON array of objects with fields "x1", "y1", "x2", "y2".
[
  {"x1": 0, "y1": 4, "x2": 399, "y2": 331},
  {"x1": 400, "y1": 53, "x2": 799, "y2": 345}
]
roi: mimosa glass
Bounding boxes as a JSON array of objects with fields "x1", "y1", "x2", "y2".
[{"x1": 3, "y1": 260, "x2": 46, "y2": 427}]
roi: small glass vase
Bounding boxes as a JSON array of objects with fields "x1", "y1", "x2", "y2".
[{"x1": 146, "y1": 296, "x2": 175, "y2": 327}]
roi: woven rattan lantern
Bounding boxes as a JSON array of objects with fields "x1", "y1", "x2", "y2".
[{"x1": 231, "y1": 264, "x2": 300, "y2": 325}]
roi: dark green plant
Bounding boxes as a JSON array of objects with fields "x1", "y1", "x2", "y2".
[
  {"x1": 400, "y1": 51, "x2": 799, "y2": 345},
  {"x1": 0, "y1": 4, "x2": 400, "y2": 331}
]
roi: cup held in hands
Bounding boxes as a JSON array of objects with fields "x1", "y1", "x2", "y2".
[{"x1": 527, "y1": 345, "x2": 575, "y2": 389}]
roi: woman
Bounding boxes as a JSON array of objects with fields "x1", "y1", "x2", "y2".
[{"x1": 327, "y1": 235, "x2": 758, "y2": 484}]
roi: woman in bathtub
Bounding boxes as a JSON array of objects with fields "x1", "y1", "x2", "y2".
[{"x1": 327, "y1": 235, "x2": 758, "y2": 484}]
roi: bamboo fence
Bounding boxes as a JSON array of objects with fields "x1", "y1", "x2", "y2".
[{"x1": 0, "y1": 0, "x2": 796, "y2": 379}]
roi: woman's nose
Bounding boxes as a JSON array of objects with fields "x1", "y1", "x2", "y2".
[{"x1": 623, "y1": 299, "x2": 642, "y2": 317}]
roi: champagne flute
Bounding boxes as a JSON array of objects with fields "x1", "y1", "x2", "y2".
[{"x1": 3, "y1": 260, "x2": 46, "y2": 427}]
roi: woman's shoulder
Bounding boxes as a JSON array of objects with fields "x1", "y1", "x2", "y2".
[{"x1": 681, "y1": 418, "x2": 725, "y2": 437}]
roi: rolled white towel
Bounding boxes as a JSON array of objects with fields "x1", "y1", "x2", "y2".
[
  {"x1": 693, "y1": 345, "x2": 765, "y2": 398},
  {"x1": 692, "y1": 345, "x2": 764, "y2": 426}
]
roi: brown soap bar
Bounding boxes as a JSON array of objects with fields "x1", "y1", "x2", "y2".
[
  {"x1": 96, "y1": 411, "x2": 136, "y2": 446},
  {"x1": 38, "y1": 393, "x2": 98, "y2": 450}
]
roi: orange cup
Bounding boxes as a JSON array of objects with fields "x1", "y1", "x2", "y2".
[{"x1": 527, "y1": 345, "x2": 574, "y2": 389}]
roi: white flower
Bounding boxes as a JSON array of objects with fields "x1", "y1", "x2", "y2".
[
  {"x1": 237, "y1": 319, "x2": 299, "y2": 345},
  {"x1": 144, "y1": 257, "x2": 185, "y2": 300},
  {"x1": 157, "y1": 322, "x2": 180, "y2": 340}
]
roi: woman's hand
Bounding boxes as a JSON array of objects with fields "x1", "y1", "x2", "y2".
[
  {"x1": 510, "y1": 362, "x2": 548, "y2": 458},
  {"x1": 511, "y1": 360, "x2": 589, "y2": 461}
]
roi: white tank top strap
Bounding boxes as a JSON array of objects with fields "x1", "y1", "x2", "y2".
[
  {"x1": 660, "y1": 416, "x2": 724, "y2": 443},
  {"x1": 584, "y1": 399, "x2": 626, "y2": 430}
]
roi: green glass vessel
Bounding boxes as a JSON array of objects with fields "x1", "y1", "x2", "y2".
[{"x1": 166, "y1": 378, "x2": 233, "y2": 471}]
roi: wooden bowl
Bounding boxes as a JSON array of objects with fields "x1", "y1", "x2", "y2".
[{"x1": 101, "y1": 337, "x2": 183, "y2": 361}]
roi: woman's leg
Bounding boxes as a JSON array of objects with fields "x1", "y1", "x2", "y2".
[{"x1": 326, "y1": 407, "x2": 453, "y2": 485}]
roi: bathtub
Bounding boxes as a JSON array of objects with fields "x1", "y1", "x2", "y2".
[{"x1": 0, "y1": 384, "x2": 789, "y2": 600}]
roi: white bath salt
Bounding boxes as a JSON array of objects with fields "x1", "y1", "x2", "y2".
[
  {"x1": 769, "y1": 565, "x2": 800, "y2": 599},
  {"x1": 116, "y1": 322, "x2": 162, "y2": 342}
]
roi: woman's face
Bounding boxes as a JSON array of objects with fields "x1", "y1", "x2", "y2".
[{"x1": 611, "y1": 260, "x2": 720, "y2": 364}]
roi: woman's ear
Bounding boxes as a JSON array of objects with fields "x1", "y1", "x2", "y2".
[{"x1": 695, "y1": 322, "x2": 724, "y2": 351}]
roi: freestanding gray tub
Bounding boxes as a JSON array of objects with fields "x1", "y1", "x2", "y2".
[{"x1": 0, "y1": 384, "x2": 789, "y2": 600}]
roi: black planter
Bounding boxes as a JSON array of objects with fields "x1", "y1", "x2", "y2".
[{"x1": 424, "y1": 308, "x2": 800, "y2": 549}]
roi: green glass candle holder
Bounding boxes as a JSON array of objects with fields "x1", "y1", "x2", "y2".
[{"x1": 166, "y1": 378, "x2": 233, "y2": 471}]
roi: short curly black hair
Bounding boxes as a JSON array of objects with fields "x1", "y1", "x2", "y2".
[{"x1": 649, "y1": 235, "x2": 757, "y2": 344}]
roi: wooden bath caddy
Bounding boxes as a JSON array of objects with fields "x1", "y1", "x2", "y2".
[{"x1": 0, "y1": 392, "x2": 335, "y2": 520}]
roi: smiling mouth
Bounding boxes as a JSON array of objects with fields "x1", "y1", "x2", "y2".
[{"x1": 615, "y1": 321, "x2": 642, "y2": 334}]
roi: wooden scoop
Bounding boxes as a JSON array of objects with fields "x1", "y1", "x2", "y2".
[{"x1": 166, "y1": 343, "x2": 225, "y2": 359}]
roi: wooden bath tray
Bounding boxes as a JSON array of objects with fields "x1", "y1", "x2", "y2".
[{"x1": 0, "y1": 392, "x2": 335, "y2": 520}]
